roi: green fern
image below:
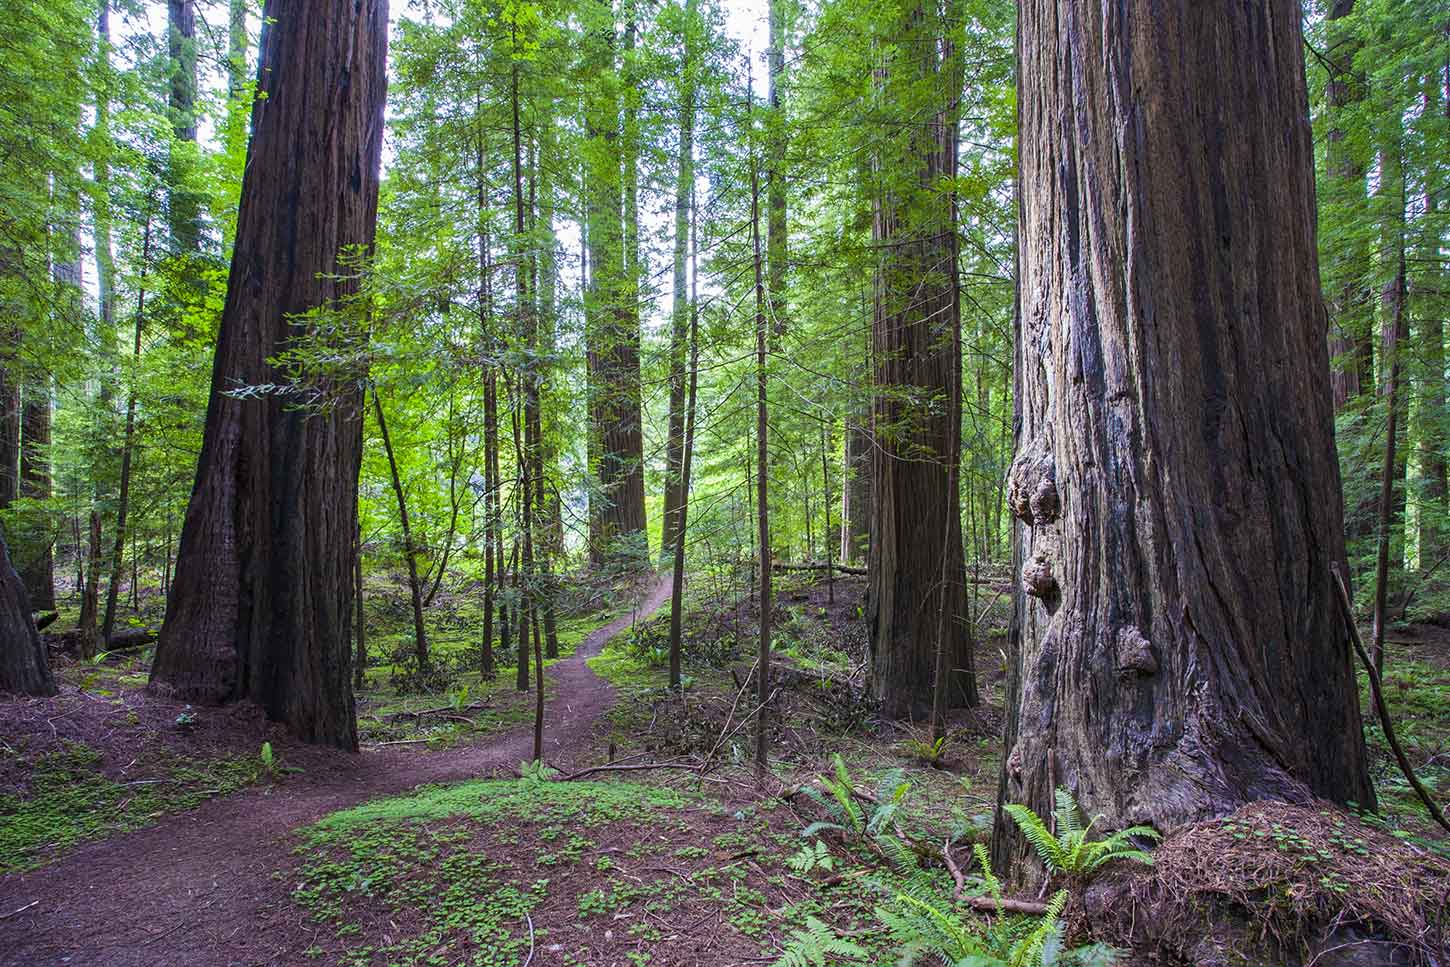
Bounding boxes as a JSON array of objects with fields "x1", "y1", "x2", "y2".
[
  {"x1": 771, "y1": 916, "x2": 867, "y2": 967},
  {"x1": 1003, "y1": 788, "x2": 1159, "y2": 879}
]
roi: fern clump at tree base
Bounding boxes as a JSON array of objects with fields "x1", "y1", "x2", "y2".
[{"x1": 1004, "y1": 788, "x2": 1160, "y2": 883}]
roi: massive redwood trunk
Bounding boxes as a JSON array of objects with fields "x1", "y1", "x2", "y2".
[
  {"x1": 0, "y1": 527, "x2": 52, "y2": 696},
  {"x1": 996, "y1": 0, "x2": 1376, "y2": 869},
  {"x1": 149, "y1": 0, "x2": 388, "y2": 750},
  {"x1": 867, "y1": 0, "x2": 977, "y2": 717}
]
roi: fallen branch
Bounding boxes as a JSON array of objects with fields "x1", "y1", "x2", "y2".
[
  {"x1": 384, "y1": 703, "x2": 490, "y2": 722},
  {"x1": 943, "y1": 840, "x2": 966, "y2": 900},
  {"x1": 1331, "y1": 563, "x2": 1450, "y2": 835},
  {"x1": 34, "y1": 612, "x2": 57, "y2": 631},
  {"x1": 559, "y1": 759, "x2": 701, "y2": 782},
  {"x1": 773, "y1": 561, "x2": 866, "y2": 576},
  {"x1": 961, "y1": 895, "x2": 1050, "y2": 916}
]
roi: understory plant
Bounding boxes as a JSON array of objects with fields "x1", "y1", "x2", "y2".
[{"x1": 1003, "y1": 788, "x2": 1160, "y2": 880}]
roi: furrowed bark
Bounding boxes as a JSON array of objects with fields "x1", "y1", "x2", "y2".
[
  {"x1": 149, "y1": 0, "x2": 388, "y2": 750},
  {"x1": 995, "y1": 0, "x2": 1376, "y2": 878}
]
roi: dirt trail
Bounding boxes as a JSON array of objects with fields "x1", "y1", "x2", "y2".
[{"x1": 0, "y1": 578, "x2": 674, "y2": 967}]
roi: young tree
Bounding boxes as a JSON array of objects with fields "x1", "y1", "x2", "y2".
[
  {"x1": 149, "y1": 0, "x2": 390, "y2": 749},
  {"x1": 995, "y1": 0, "x2": 1376, "y2": 869}
]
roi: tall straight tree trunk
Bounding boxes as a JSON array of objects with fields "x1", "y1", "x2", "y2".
[
  {"x1": 1372, "y1": 251, "x2": 1406, "y2": 674},
  {"x1": 583, "y1": 13, "x2": 646, "y2": 564},
  {"x1": 995, "y1": 0, "x2": 1376, "y2": 872},
  {"x1": 101, "y1": 246, "x2": 149, "y2": 645},
  {"x1": 841, "y1": 397, "x2": 871, "y2": 565},
  {"x1": 21, "y1": 391, "x2": 55, "y2": 615},
  {"x1": 535, "y1": 104, "x2": 561, "y2": 661},
  {"x1": 749, "y1": 77, "x2": 772, "y2": 782},
  {"x1": 149, "y1": 0, "x2": 389, "y2": 750},
  {"x1": 354, "y1": 521, "x2": 367, "y2": 690},
  {"x1": 0, "y1": 527, "x2": 52, "y2": 696},
  {"x1": 662, "y1": 0, "x2": 699, "y2": 562},
  {"x1": 477, "y1": 128, "x2": 498, "y2": 681},
  {"x1": 167, "y1": 0, "x2": 201, "y2": 253},
  {"x1": 668, "y1": 186, "x2": 700, "y2": 690},
  {"x1": 1323, "y1": 0, "x2": 1373, "y2": 411},
  {"x1": 94, "y1": 0, "x2": 117, "y2": 342},
  {"x1": 77, "y1": 510, "x2": 101, "y2": 657},
  {"x1": 867, "y1": 1, "x2": 976, "y2": 717},
  {"x1": 372, "y1": 389, "x2": 429, "y2": 671},
  {"x1": 1417, "y1": 65, "x2": 1448, "y2": 565},
  {"x1": 766, "y1": 0, "x2": 787, "y2": 339}
]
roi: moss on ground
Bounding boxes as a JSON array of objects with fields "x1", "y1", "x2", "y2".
[{"x1": 0, "y1": 739, "x2": 260, "y2": 874}]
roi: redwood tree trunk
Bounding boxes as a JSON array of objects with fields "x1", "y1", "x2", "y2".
[
  {"x1": 583, "y1": 20, "x2": 647, "y2": 564},
  {"x1": 148, "y1": 0, "x2": 388, "y2": 750},
  {"x1": 1322, "y1": 0, "x2": 1372, "y2": 412},
  {"x1": 867, "y1": 0, "x2": 977, "y2": 718},
  {"x1": 996, "y1": 0, "x2": 1376, "y2": 870},
  {"x1": 20, "y1": 383, "x2": 54, "y2": 611},
  {"x1": 0, "y1": 527, "x2": 52, "y2": 696}
]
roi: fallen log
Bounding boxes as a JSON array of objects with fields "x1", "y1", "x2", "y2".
[
  {"x1": 384, "y1": 702, "x2": 491, "y2": 722},
  {"x1": 34, "y1": 611, "x2": 58, "y2": 631},
  {"x1": 45, "y1": 626, "x2": 157, "y2": 657},
  {"x1": 773, "y1": 561, "x2": 867, "y2": 576}
]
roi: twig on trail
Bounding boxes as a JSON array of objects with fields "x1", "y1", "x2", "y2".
[
  {"x1": 522, "y1": 912, "x2": 535, "y2": 967},
  {"x1": 1, "y1": 901, "x2": 38, "y2": 920},
  {"x1": 559, "y1": 759, "x2": 702, "y2": 781},
  {"x1": 1331, "y1": 564, "x2": 1450, "y2": 835},
  {"x1": 368, "y1": 737, "x2": 437, "y2": 747}
]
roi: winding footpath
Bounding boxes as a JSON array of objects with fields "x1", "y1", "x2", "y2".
[{"x1": 0, "y1": 578, "x2": 674, "y2": 967}]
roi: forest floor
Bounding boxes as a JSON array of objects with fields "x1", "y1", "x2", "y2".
[{"x1": 1, "y1": 571, "x2": 1448, "y2": 967}]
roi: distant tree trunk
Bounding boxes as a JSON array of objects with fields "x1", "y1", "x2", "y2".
[
  {"x1": 21, "y1": 388, "x2": 55, "y2": 615},
  {"x1": 0, "y1": 528, "x2": 52, "y2": 696},
  {"x1": 149, "y1": 0, "x2": 388, "y2": 751},
  {"x1": 372, "y1": 389, "x2": 429, "y2": 672},
  {"x1": 353, "y1": 522, "x2": 367, "y2": 690},
  {"x1": 102, "y1": 237, "x2": 149, "y2": 646},
  {"x1": 766, "y1": 0, "x2": 787, "y2": 339},
  {"x1": 995, "y1": 0, "x2": 1377, "y2": 873},
  {"x1": 584, "y1": 18, "x2": 646, "y2": 563},
  {"x1": 841, "y1": 399, "x2": 871, "y2": 565},
  {"x1": 166, "y1": 0, "x2": 201, "y2": 253},
  {"x1": 1323, "y1": 0, "x2": 1372, "y2": 411},
  {"x1": 94, "y1": 0, "x2": 117, "y2": 339},
  {"x1": 77, "y1": 510, "x2": 101, "y2": 659},
  {"x1": 478, "y1": 134, "x2": 498, "y2": 681},
  {"x1": 226, "y1": 0, "x2": 249, "y2": 100},
  {"x1": 868, "y1": 0, "x2": 976, "y2": 717},
  {"x1": 1417, "y1": 67, "x2": 1448, "y2": 566},
  {"x1": 662, "y1": 0, "x2": 698, "y2": 563}
]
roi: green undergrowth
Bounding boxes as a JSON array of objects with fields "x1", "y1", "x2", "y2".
[
  {"x1": 355, "y1": 610, "x2": 610, "y2": 748},
  {"x1": 0, "y1": 739, "x2": 260, "y2": 873},
  {"x1": 1355, "y1": 645, "x2": 1450, "y2": 856},
  {"x1": 293, "y1": 777, "x2": 806, "y2": 966},
  {"x1": 289, "y1": 771, "x2": 975, "y2": 966}
]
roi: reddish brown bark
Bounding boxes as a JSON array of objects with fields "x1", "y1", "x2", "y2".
[
  {"x1": 149, "y1": 0, "x2": 389, "y2": 750},
  {"x1": 996, "y1": 0, "x2": 1376, "y2": 872},
  {"x1": 867, "y1": 0, "x2": 977, "y2": 718}
]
